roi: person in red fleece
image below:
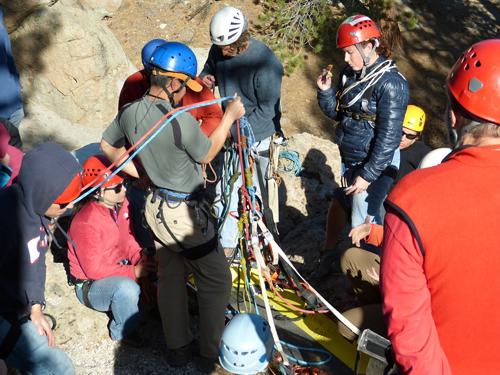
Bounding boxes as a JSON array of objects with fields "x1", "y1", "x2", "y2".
[
  {"x1": 67, "y1": 155, "x2": 154, "y2": 345},
  {"x1": 118, "y1": 38, "x2": 223, "y2": 137},
  {"x1": 381, "y1": 39, "x2": 500, "y2": 375}
]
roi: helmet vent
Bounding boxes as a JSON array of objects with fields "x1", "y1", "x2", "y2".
[
  {"x1": 227, "y1": 32, "x2": 239, "y2": 40},
  {"x1": 470, "y1": 52, "x2": 477, "y2": 58},
  {"x1": 474, "y1": 60, "x2": 481, "y2": 67},
  {"x1": 468, "y1": 77, "x2": 483, "y2": 93},
  {"x1": 464, "y1": 63, "x2": 470, "y2": 71}
]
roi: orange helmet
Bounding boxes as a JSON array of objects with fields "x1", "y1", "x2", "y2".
[
  {"x1": 336, "y1": 15, "x2": 381, "y2": 49},
  {"x1": 447, "y1": 39, "x2": 500, "y2": 125},
  {"x1": 54, "y1": 172, "x2": 83, "y2": 204},
  {"x1": 82, "y1": 155, "x2": 123, "y2": 188}
]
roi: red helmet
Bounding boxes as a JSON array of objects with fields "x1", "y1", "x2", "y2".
[
  {"x1": 447, "y1": 39, "x2": 500, "y2": 125},
  {"x1": 82, "y1": 155, "x2": 123, "y2": 188},
  {"x1": 54, "y1": 172, "x2": 83, "y2": 204},
  {"x1": 336, "y1": 15, "x2": 381, "y2": 49}
]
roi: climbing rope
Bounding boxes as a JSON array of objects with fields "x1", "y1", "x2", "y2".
[
  {"x1": 71, "y1": 95, "x2": 236, "y2": 205},
  {"x1": 278, "y1": 150, "x2": 303, "y2": 176}
]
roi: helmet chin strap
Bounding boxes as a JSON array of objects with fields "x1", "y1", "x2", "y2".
[
  {"x1": 355, "y1": 39, "x2": 379, "y2": 78},
  {"x1": 163, "y1": 78, "x2": 188, "y2": 108},
  {"x1": 95, "y1": 190, "x2": 118, "y2": 208}
]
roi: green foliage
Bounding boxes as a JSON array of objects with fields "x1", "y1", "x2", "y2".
[
  {"x1": 257, "y1": 0, "x2": 337, "y2": 75},
  {"x1": 257, "y1": 0, "x2": 394, "y2": 75}
]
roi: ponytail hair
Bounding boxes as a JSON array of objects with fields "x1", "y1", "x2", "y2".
[{"x1": 376, "y1": 18, "x2": 403, "y2": 58}]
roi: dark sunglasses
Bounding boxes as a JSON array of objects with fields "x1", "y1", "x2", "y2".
[
  {"x1": 402, "y1": 131, "x2": 419, "y2": 140},
  {"x1": 103, "y1": 182, "x2": 126, "y2": 194}
]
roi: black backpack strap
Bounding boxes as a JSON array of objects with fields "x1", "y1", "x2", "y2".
[{"x1": 156, "y1": 103, "x2": 183, "y2": 150}]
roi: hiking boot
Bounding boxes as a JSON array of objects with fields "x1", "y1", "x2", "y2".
[{"x1": 166, "y1": 343, "x2": 193, "y2": 367}]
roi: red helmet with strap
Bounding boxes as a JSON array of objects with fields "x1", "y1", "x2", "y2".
[
  {"x1": 54, "y1": 172, "x2": 83, "y2": 204},
  {"x1": 336, "y1": 15, "x2": 381, "y2": 49},
  {"x1": 447, "y1": 39, "x2": 500, "y2": 125},
  {"x1": 82, "y1": 155, "x2": 123, "y2": 188}
]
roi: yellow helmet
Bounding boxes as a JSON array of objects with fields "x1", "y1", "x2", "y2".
[{"x1": 403, "y1": 105, "x2": 426, "y2": 133}]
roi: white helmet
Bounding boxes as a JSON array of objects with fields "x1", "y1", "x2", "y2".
[
  {"x1": 210, "y1": 6, "x2": 248, "y2": 46},
  {"x1": 418, "y1": 148, "x2": 452, "y2": 169}
]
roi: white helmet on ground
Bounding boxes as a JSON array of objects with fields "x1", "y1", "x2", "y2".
[
  {"x1": 210, "y1": 6, "x2": 248, "y2": 46},
  {"x1": 418, "y1": 148, "x2": 452, "y2": 169}
]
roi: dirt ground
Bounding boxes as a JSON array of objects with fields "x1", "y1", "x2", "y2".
[{"x1": 107, "y1": 0, "x2": 499, "y2": 149}]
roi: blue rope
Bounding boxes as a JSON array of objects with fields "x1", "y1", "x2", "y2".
[
  {"x1": 278, "y1": 150, "x2": 302, "y2": 176},
  {"x1": 239, "y1": 116, "x2": 255, "y2": 148},
  {"x1": 72, "y1": 95, "x2": 235, "y2": 205}
]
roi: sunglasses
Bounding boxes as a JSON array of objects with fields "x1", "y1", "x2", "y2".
[
  {"x1": 402, "y1": 131, "x2": 419, "y2": 140},
  {"x1": 103, "y1": 182, "x2": 126, "y2": 194}
]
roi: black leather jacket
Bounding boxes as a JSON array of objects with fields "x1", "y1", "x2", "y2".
[{"x1": 317, "y1": 56, "x2": 409, "y2": 182}]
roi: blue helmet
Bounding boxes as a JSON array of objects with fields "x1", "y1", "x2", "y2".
[
  {"x1": 219, "y1": 314, "x2": 274, "y2": 374},
  {"x1": 149, "y1": 42, "x2": 202, "y2": 92},
  {"x1": 149, "y1": 41, "x2": 198, "y2": 78},
  {"x1": 141, "y1": 38, "x2": 167, "y2": 72}
]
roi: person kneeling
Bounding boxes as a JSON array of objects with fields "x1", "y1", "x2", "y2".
[{"x1": 67, "y1": 156, "x2": 155, "y2": 346}]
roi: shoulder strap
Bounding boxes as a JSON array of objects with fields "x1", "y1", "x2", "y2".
[{"x1": 156, "y1": 103, "x2": 183, "y2": 150}]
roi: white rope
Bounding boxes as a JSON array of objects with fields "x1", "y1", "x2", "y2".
[
  {"x1": 251, "y1": 221, "x2": 290, "y2": 366},
  {"x1": 340, "y1": 59, "x2": 395, "y2": 109},
  {"x1": 256, "y1": 220, "x2": 361, "y2": 336}
]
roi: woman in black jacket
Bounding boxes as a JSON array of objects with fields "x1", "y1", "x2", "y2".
[{"x1": 317, "y1": 15, "x2": 409, "y2": 229}]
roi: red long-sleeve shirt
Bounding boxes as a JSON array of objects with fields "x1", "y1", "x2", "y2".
[
  {"x1": 381, "y1": 212, "x2": 451, "y2": 374},
  {"x1": 68, "y1": 199, "x2": 142, "y2": 281},
  {"x1": 118, "y1": 70, "x2": 223, "y2": 136}
]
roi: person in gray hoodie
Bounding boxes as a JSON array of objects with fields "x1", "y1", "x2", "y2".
[
  {"x1": 201, "y1": 6, "x2": 283, "y2": 258},
  {"x1": 0, "y1": 142, "x2": 81, "y2": 374}
]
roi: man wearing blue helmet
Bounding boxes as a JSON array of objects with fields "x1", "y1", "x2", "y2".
[
  {"x1": 119, "y1": 39, "x2": 225, "y2": 252},
  {"x1": 101, "y1": 41, "x2": 244, "y2": 373}
]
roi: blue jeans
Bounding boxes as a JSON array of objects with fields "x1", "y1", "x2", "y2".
[
  {"x1": 0, "y1": 316, "x2": 74, "y2": 374},
  {"x1": 7, "y1": 107, "x2": 24, "y2": 128},
  {"x1": 75, "y1": 276, "x2": 140, "y2": 340},
  {"x1": 215, "y1": 137, "x2": 271, "y2": 249},
  {"x1": 345, "y1": 149, "x2": 400, "y2": 227}
]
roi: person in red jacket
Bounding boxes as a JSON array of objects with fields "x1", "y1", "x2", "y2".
[
  {"x1": 118, "y1": 38, "x2": 223, "y2": 137},
  {"x1": 67, "y1": 156, "x2": 154, "y2": 345},
  {"x1": 381, "y1": 39, "x2": 500, "y2": 375}
]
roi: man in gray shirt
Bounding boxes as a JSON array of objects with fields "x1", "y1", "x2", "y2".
[
  {"x1": 101, "y1": 42, "x2": 244, "y2": 373},
  {"x1": 200, "y1": 6, "x2": 284, "y2": 253}
]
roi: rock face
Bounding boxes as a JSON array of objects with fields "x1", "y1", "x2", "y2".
[
  {"x1": 10, "y1": 1, "x2": 135, "y2": 149},
  {"x1": 278, "y1": 132, "x2": 341, "y2": 274}
]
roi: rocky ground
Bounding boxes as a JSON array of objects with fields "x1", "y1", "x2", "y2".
[{"x1": 3, "y1": 0, "x2": 499, "y2": 374}]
